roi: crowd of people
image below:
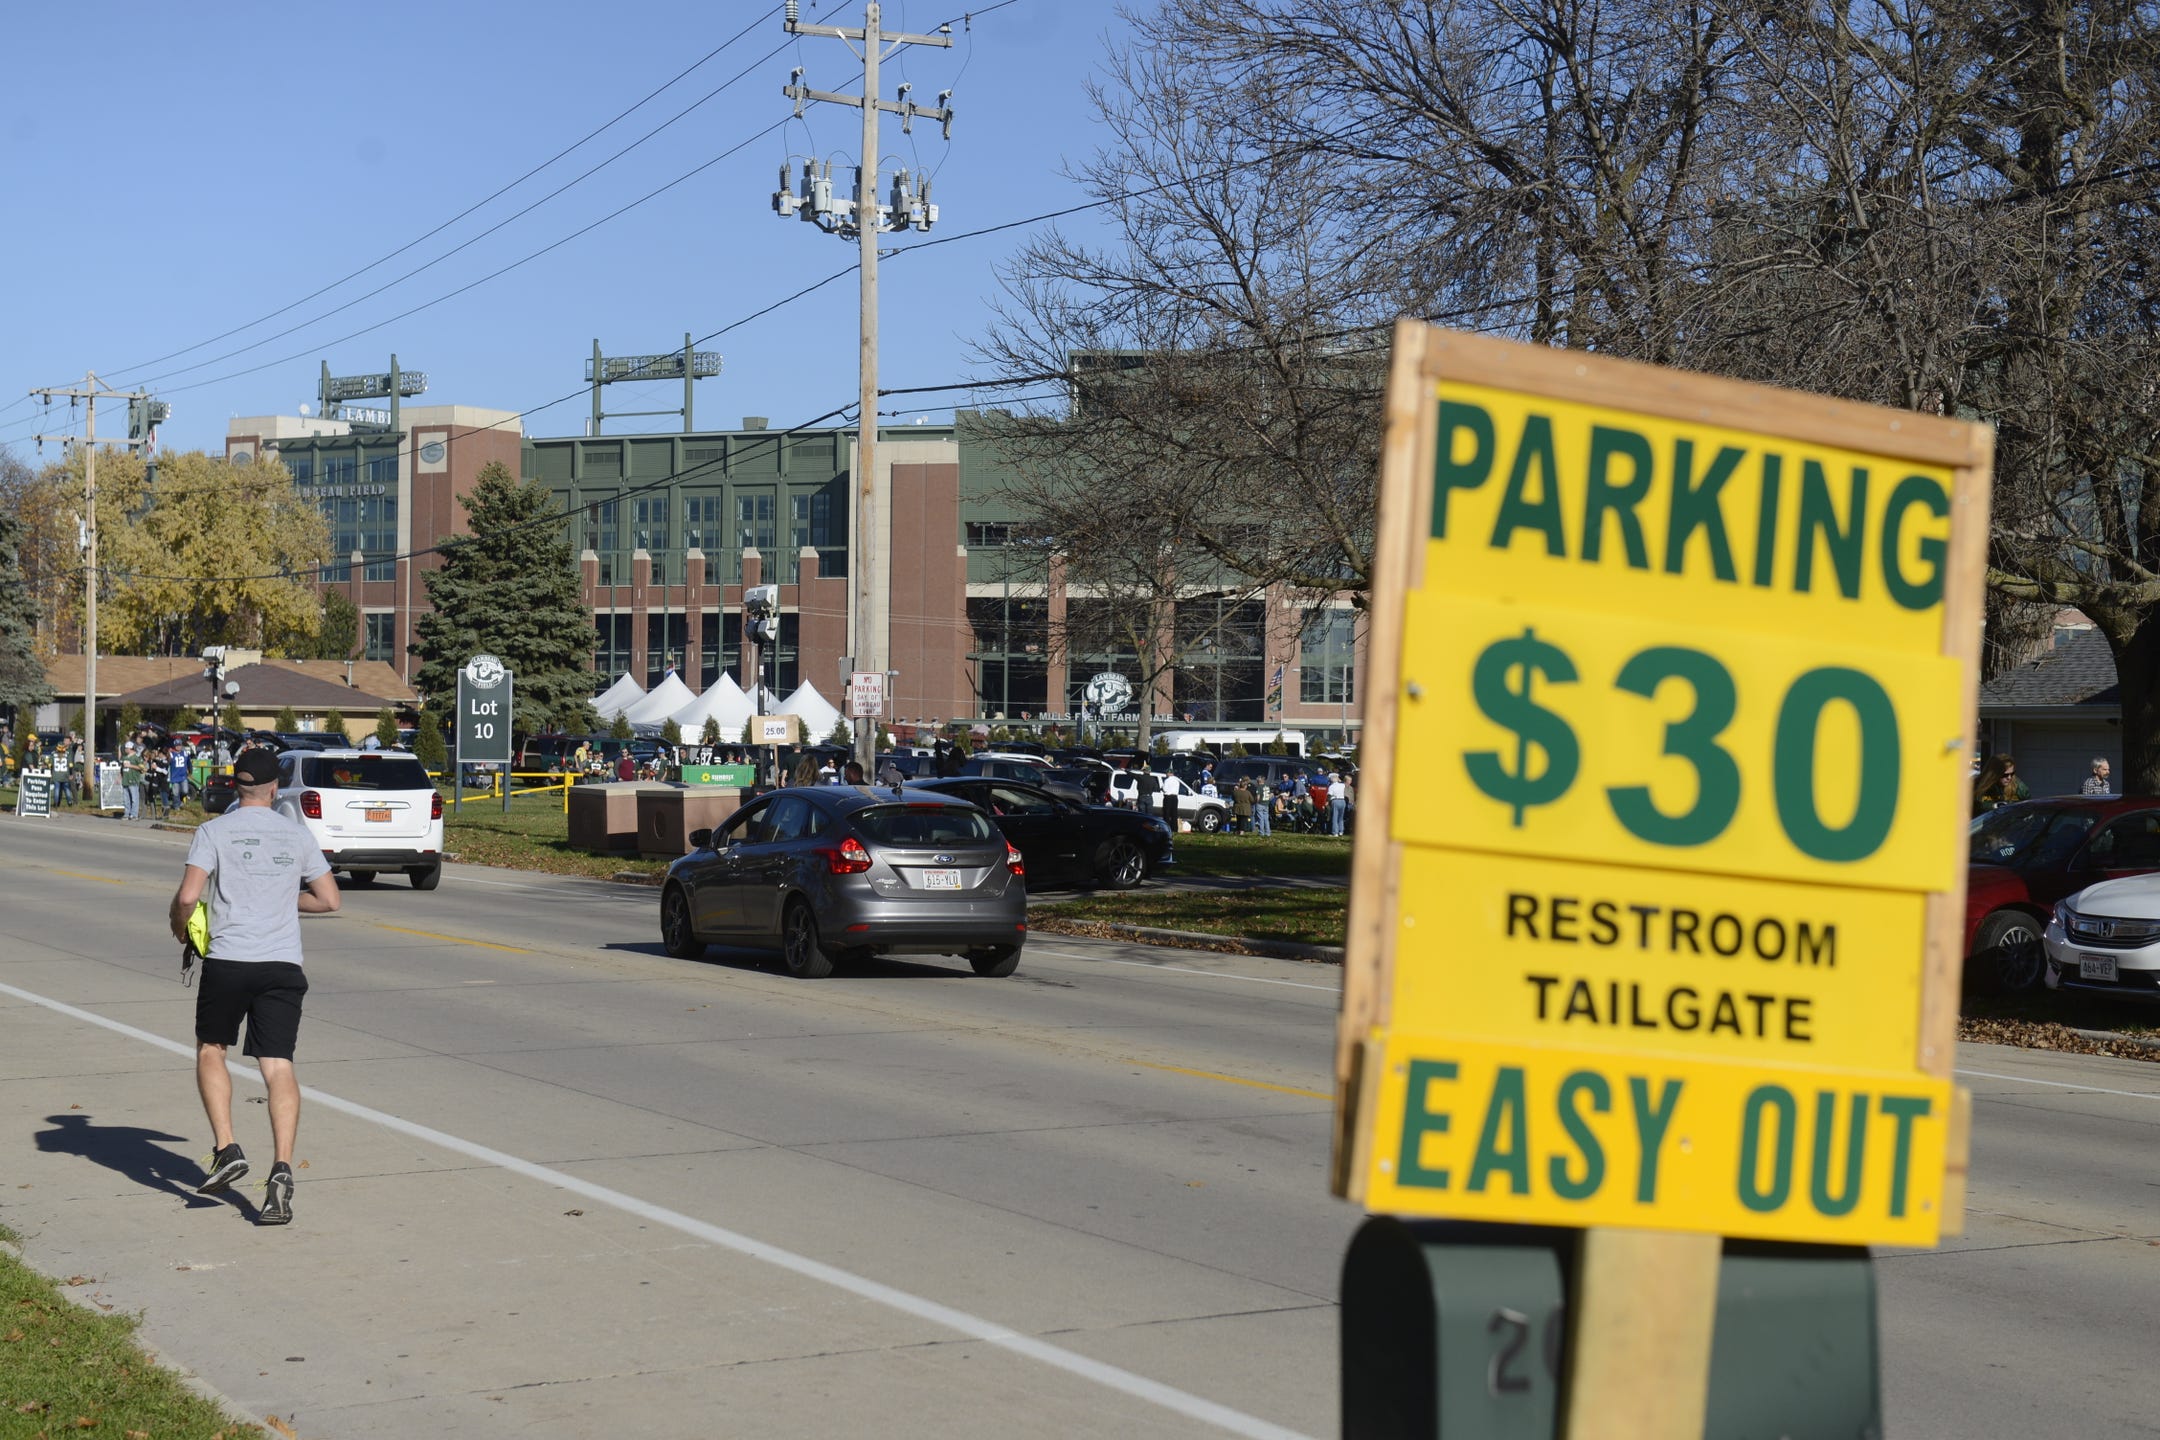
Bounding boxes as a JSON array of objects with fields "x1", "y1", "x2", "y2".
[
  {"x1": 1114, "y1": 757, "x2": 1356, "y2": 836},
  {"x1": 1, "y1": 725, "x2": 236, "y2": 820}
]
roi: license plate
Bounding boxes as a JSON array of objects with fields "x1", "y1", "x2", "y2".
[
  {"x1": 2079, "y1": 953, "x2": 2119, "y2": 982},
  {"x1": 920, "y1": 869, "x2": 961, "y2": 890},
  {"x1": 365, "y1": 807, "x2": 391, "y2": 823}
]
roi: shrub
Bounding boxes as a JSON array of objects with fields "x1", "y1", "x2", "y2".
[
  {"x1": 826, "y1": 718, "x2": 853, "y2": 747},
  {"x1": 611, "y1": 712, "x2": 633, "y2": 741},
  {"x1": 413, "y1": 710, "x2": 448, "y2": 772},
  {"x1": 374, "y1": 708, "x2": 399, "y2": 748},
  {"x1": 701, "y1": 716, "x2": 722, "y2": 748},
  {"x1": 275, "y1": 705, "x2": 300, "y2": 733},
  {"x1": 322, "y1": 709, "x2": 349, "y2": 743},
  {"x1": 662, "y1": 717, "x2": 683, "y2": 747}
]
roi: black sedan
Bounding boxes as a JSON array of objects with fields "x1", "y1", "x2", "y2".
[
  {"x1": 905, "y1": 776, "x2": 1173, "y2": 890},
  {"x1": 660, "y1": 786, "x2": 1028, "y2": 978}
]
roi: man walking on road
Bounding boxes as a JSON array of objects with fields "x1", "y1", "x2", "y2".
[{"x1": 167, "y1": 747, "x2": 340, "y2": 1224}]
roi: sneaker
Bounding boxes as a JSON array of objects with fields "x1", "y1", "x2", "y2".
[
  {"x1": 259, "y1": 1164, "x2": 294, "y2": 1226},
  {"x1": 197, "y1": 1143, "x2": 248, "y2": 1194}
]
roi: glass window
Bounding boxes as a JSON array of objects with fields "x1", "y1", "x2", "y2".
[
  {"x1": 363, "y1": 612, "x2": 395, "y2": 662},
  {"x1": 736, "y1": 491, "x2": 776, "y2": 551},
  {"x1": 594, "y1": 613, "x2": 632, "y2": 678},
  {"x1": 645, "y1": 612, "x2": 688, "y2": 687},
  {"x1": 852, "y1": 804, "x2": 997, "y2": 846},
  {"x1": 300, "y1": 756, "x2": 431, "y2": 791},
  {"x1": 1300, "y1": 610, "x2": 1357, "y2": 705},
  {"x1": 684, "y1": 494, "x2": 725, "y2": 552},
  {"x1": 763, "y1": 795, "x2": 815, "y2": 844}
]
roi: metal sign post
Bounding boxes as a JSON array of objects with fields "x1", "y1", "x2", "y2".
[
  {"x1": 1335, "y1": 322, "x2": 1992, "y2": 1436},
  {"x1": 455, "y1": 654, "x2": 515, "y2": 817}
]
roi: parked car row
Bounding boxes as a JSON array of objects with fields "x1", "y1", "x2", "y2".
[
  {"x1": 656, "y1": 774, "x2": 1179, "y2": 980},
  {"x1": 1965, "y1": 797, "x2": 2160, "y2": 998}
]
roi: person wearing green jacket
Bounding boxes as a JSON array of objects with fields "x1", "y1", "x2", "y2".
[{"x1": 121, "y1": 742, "x2": 145, "y2": 821}]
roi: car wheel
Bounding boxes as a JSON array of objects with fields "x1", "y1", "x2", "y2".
[
  {"x1": 343, "y1": 870, "x2": 377, "y2": 888},
  {"x1": 1096, "y1": 837, "x2": 1147, "y2": 890},
  {"x1": 408, "y1": 863, "x2": 442, "y2": 891},
  {"x1": 1972, "y1": 910, "x2": 2045, "y2": 993},
  {"x1": 781, "y1": 899, "x2": 837, "y2": 979},
  {"x1": 968, "y1": 946, "x2": 1021, "y2": 977},
  {"x1": 1194, "y1": 806, "x2": 1223, "y2": 833},
  {"x1": 661, "y1": 884, "x2": 706, "y2": 959}
]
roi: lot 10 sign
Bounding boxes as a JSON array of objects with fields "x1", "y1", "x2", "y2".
[
  {"x1": 1335, "y1": 326, "x2": 1992, "y2": 1248},
  {"x1": 457, "y1": 654, "x2": 514, "y2": 766}
]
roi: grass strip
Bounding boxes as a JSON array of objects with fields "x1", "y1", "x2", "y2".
[
  {"x1": 1162, "y1": 831, "x2": 1350, "y2": 881},
  {"x1": 0, "y1": 1228, "x2": 266, "y2": 1439},
  {"x1": 1034, "y1": 886, "x2": 1348, "y2": 949}
]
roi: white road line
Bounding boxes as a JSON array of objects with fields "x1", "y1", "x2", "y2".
[
  {"x1": 1028, "y1": 946, "x2": 1342, "y2": 992},
  {"x1": 0, "y1": 976, "x2": 1313, "y2": 1440},
  {"x1": 1958, "y1": 1067, "x2": 2160, "y2": 1102}
]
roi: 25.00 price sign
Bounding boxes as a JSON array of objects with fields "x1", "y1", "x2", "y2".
[{"x1": 1399, "y1": 594, "x2": 1966, "y2": 892}]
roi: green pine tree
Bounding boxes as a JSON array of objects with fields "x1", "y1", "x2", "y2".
[
  {"x1": 1266, "y1": 732, "x2": 1287, "y2": 756},
  {"x1": 662, "y1": 717, "x2": 683, "y2": 748},
  {"x1": 611, "y1": 712, "x2": 633, "y2": 742},
  {"x1": 220, "y1": 700, "x2": 242, "y2": 732},
  {"x1": 119, "y1": 702, "x2": 143, "y2": 738},
  {"x1": 375, "y1": 707, "x2": 399, "y2": 748},
  {"x1": 701, "y1": 716, "x2": 722, "y2": 748},
  {"x1": 826, "y1": 718, "x2": 852, "y2": 747},
  {"x1": 0, "y1": 506, "x2": 52, "y2": 719},
  {"x1": 172, "y1": 705, "x2": 199, "y2": 731},
  {"x1": 322, "y1": 708, "x2": 348, "y2": 743},
  {"x1": 410, "y1": 461, "x2": 595, "y2": 731},
  {"x1": 275, "y1": 705, "x2": 300, "y2": 733}
]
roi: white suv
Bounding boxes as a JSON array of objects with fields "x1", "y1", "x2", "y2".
[
  {"x1": 1104, "y1": 769, "x2": 1230, "y2": 832},
  {"x1": 274, "y1": 748, "x2": 445, "y2": 889}
]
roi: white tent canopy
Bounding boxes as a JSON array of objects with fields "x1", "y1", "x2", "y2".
[
  {"x1": 777, "y1": 681, "x2": 842, "y2": 741},
  {"x1": 671, "y1": 673, "x2": 754, "y2": 742},
  {"x1": 588, "y1": 672, "x2": 645, "y2": 722},
  {"x1": 623, "y1": 671, "x2": 696, "y2": 732}
]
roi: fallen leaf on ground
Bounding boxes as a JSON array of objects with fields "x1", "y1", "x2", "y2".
[
  {"x1": 1959, "y1": 1016, "x2": 2160, "y2": 1061},
  {"x1": 62, "y1": 1277, "x2": 90, "y2": 1287},
  {"x1": 266, "y1": 1414, "x2": 297, "y2": 1437},
  {"x1": 563, "y1": 1209, "x2": 584, "y2": 1217}
]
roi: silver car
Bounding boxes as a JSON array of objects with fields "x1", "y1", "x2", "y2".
[{"x1": 659, "y1": 786, "x2": 1027, "y2": 978}]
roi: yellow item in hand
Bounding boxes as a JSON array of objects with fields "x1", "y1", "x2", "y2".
[{"x1": 186, "y1": 900, "x2": 210, "y2": 956}]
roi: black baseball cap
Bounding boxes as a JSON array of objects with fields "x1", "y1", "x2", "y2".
[{"x1": 232, "y1": 749, "x2": 280, "y2": 785}]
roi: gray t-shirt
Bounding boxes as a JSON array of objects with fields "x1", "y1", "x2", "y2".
[{"x1": 186, "y1": 805, "x2": 331, "y2": 964}]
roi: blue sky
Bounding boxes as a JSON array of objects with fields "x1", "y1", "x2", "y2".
[{"x1": 0, "y1": 0, "x2": 1120, "y2": 459}]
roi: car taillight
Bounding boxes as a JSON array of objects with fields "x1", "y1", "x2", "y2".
[
  {"x1": 824, "y1": 835, "x2": 873, "y2": 874},
  {"x1": 300, "y1": 791, "x2": 322, "y2": 819},
  {"x1": 431, "y1": 792, "x2": 443, "y2": 819},
  {"x1": 1006, "y1": 842, "x2": 1025, "y2": 877}
]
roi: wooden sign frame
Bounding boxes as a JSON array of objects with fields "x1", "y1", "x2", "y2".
[{"x1": 1334, "y1": 321, "x2": 1991, "y2": 1436}]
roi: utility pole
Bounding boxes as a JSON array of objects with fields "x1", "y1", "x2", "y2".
[
  {"x1": 773, "y1": 0, "x2": 952, "y2": 774},
  {"x1": 31, "y1": 373, "x2": 155, "y2": 803}
]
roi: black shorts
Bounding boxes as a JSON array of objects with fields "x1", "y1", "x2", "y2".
[{"x1": 195, "y1": 960, "x2": 309, "y2": 1060}]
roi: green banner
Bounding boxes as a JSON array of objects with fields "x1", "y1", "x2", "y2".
[{"x1": 680, "y1": 764, "x2": 757, "y2": 786}]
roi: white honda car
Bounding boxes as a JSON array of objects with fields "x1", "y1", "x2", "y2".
[
  {"x1": 2041, "y1": 875, "x2": 2160, "y2": 998},
  {"x1": 274, "y1": 747, "x2": 446, "y2": 889}
]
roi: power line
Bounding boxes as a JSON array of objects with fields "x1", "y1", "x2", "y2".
[
  {"x1": 105, "y1": 5, "x2": 789, "y2": 381},
  {"x1": 132, "y1": 52, "x2": 807, "y2": 391}
]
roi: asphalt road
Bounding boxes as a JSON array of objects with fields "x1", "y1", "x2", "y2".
[{"x1": 1, "y1": 813, "x2": 2155, "y2": 1438}]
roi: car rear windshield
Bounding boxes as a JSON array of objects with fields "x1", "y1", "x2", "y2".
[
  {"x1": 853, "y1": 804, "x2": 997, "y2": 847},
  {"x1": 1970, "y1": 806, "x2": 2097, "y2": 867},
  {"x1": 301, "y1": 756, "x2": 433, "y2": 791}
]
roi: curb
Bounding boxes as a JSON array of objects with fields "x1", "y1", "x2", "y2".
[
  {"x1": 2068, "y1": 1026, "x2": 2160, "y2": 1055},
  {"x1": 611, "y1": 870, "x2": 665, "y2": 887},
  {"x1": 1034, "y1": 918, "x2": 1343, "y2": 964}
]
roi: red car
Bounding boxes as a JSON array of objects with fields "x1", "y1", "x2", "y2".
[{"x1": 1966, "y1": 797, "x2": 2160, "y2": 992}]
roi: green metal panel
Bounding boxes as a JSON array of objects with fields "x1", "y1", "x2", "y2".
[{"x1": 1340, "y1": 1219, "x2": 1883, "y2": 1440}]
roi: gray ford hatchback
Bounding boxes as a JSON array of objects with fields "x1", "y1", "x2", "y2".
[{"x1": 659, "y1": 786, "x2": 1027, "y2": 977}]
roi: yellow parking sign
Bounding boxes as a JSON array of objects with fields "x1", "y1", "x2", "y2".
[{"x1": 1334, "y1": 324, "x2": 1992, "y2": 1248}]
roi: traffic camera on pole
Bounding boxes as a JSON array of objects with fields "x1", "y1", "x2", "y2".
[{"x1": 744, "y1": 586, "x2": 780, "y2": 645}]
